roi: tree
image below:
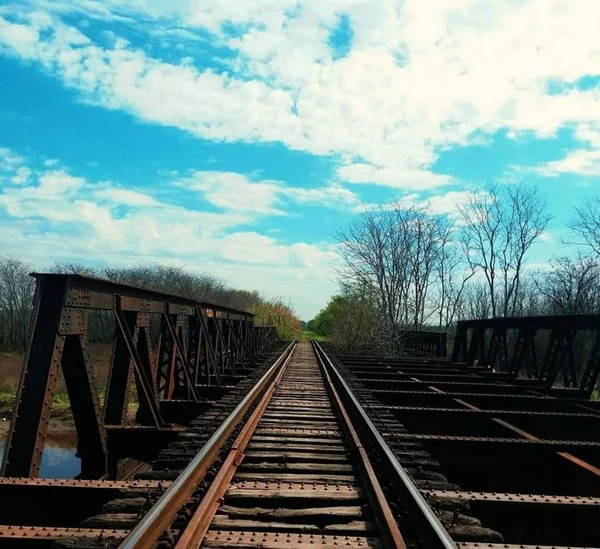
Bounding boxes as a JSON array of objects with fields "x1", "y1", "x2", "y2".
[
  {"x1": 0, "y1": 257, "x2": 35, "y2": 351},
  {"x1": 336, "y1": 201, "x2": 449, "y2": 334},
  {"x1": 568, "y1": 196, "x2": 600, "y2": 256},
  {"x1": 534, "y1": 255, "x2": 600, "y2": 315},
  {"x1": 310, "y1": 296, "x2": 347, "y2": 336},
  {"x1": 433, "y1": 218, "x2": 475, "y2": 330},
  {"x1": 458, "y1": 182, "x2": 550, "y2": 317},
  {"x1": 310, "y1": 287, "x2": 384, "y2": 353},
  {"x1": 251, "y1": 299, "x2": 300, "y2": 340}
]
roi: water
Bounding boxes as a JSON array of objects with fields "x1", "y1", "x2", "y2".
[{"x1": 0, "y1": 430, "x2": 81, "y2": 478}]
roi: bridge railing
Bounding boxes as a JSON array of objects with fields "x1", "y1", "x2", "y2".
[
  {"x1": 401, "y1": 330, "x2": 448, "y2": 357},
  {"x1": 1, "y1": 273, "x2": 279, "y2": 479},
  {"x1": 451, "y1": 315, "x2": 600, "y2": 396}
]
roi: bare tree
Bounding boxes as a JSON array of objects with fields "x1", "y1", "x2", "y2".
[
  {"x1": 568, "y1": 196, "x2": 600, "y2": 256},
  {"x1": 458, "y1": 182, "x2": 550, "y2": 317},
  {"x1": 460, "y1": 280, "x2": 493, "y2": 320},
  {"x1": 434, "y1": 219, "x2": 475, "y2": 329},
  {"x1": 534, "y1": 255, "x2": 600, "y2": 314},
  {"x1": 0, "y1": 257, "x2": 36, "y2": 351},
  {"x1": 336, "y1": 201, "x2": 452, "y2": 341}
]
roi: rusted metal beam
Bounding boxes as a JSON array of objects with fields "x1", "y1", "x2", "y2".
[
  {"x1": 427, "y1": 489, "x2": 600, "y2": 506},
  {"x1": 0, "y1": 525, "x2": 129, "y2": 541},
  {"x1": 2, "y1": 273, "x2": 280, "y2": 480},
  {"x1": 451, "y1": 314, "x2": 600, "y2": 394}
]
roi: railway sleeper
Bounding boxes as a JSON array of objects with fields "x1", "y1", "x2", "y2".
[
  {"x1": 49, "y1": 348, "x2": 287, "y2": 549},
  {"x1": 325, "y1": 349, "x2": 504, "y2": 544}
]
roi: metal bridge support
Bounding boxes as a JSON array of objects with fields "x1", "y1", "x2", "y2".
[
  {"x1": 450, "y1": 315, "x2": 600, "y2": 392},
  {"x1": 0, "y1": 277, "x2": 106, "y2": 478},
  {"x1": 510, "y1": 328, "x2": 538, "y2": 378},
  {"x1": 1, "y1": 273, "x2": 279, "y2": 479},
  {"x1": 579, "y1": 330, "x2": 600, "y2": 398}
]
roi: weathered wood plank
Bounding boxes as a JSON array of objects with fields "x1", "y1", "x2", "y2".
[
  {"x1": 247, "y1": 442, "x2": 346, "y2": 453},
  {"x1": 240, "y1": 462, "x2": 354, "y2": 473},
  {"x1": 218, "y1": 505, "x2": 364, "y2": 520},
  {"x1": 225, "y1": 488, "x2": 363, "y2": 501},
  {"x1": 211, "y1": 516, "x2": 375, "y2": 534},
  {"x1": 244, "y1": 452, "x2": 348, "y2": 463},
  {"x1": 234, "y1": 473, "x2": 358, "y2": 484}
]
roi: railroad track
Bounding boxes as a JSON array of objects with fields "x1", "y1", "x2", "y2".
[
  {"x1": 3, "y1": 340, "x2": 599, "y2": 548},
  {"x1": 121, "y1": 340, "x2": 420, "y2": 549}
]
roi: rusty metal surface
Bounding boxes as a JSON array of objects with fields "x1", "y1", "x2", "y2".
[
  {"x1": 426, "y1": 490, "x2": 600, "y2": 506},
  {"x1": 451, "y1": 315, "x2": 600, "y2": 394},
  {"x1": 1, "y1": 272, "x2": 281, "y2": 480},
  {"x1": 203, "y1": 531, "x2": 383, "y2": 548},
  {"x1": 0, "y1": 478, "x2": 170, "y2": 489},
  {"x1": 0, "y1": 525, "x2": 129, "y2": 540}
]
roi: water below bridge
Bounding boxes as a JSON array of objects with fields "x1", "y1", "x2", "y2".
[{"x1": 0, "y1": 430, "x2": 80, "y2": 478}]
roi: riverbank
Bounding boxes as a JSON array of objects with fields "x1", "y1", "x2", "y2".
[
  {"x1": 0, "y1": 344, "x2": 114, "y2": 436},
  {"x1": 0, "y1": 395, "x2": 75, "y2": 437}
]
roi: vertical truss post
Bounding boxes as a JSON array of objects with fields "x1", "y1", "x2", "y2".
[
  {"x1": 194, "y1": 306, "x2": 220, "y2": 386},
  {"x1": 510, "y1": 328, "x2": 538, "y2": 378},
  {"x1": 214, "y1": 316, "x2": 235, "y2": 377},
  {"x1": 2, "y1": 276, "x2": 106, "y2": 478},
  {"x1": 450, "y1": 322, "x2": 468, "y2": 363},
  {"x1": 62, "y1": 333, "x2": 106, "y2": 478},
  {"x1": 105, "y1": 311, "x2": 138, "y2": 425},
  {"x1": 579, "y1": 329, "x2": 600, "y2": 398},
  {"x1": 162, "y1": 312, "x2": 199, "y2": 401},
  {"x1": 1, "y1": 277, "x2": 67, "y2": 477},
  {"x1": 467, "y1": 323, "x2": 487, "y2": 367},
  {"x1": 114, "y1": 302, "x2": 164, "y2": 427},
  {"x1": 487, "y1": 327, "x2": 508, "y2": 372},
  {"x1": 540, "y1": 329, "x2": 577, "y2": 388}
]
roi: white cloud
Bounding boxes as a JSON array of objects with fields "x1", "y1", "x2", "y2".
[
  {"x1": 0, "y1": 146, "x2": 25, "y2": 171},
  {"x1": 338, "y1": 163, "x2": 453, "y2": 190},
  {"x1": 420, "y1": 190, "x2": 484, "y2": 217},
  {"x1": 95, "y1": 187, "x2": 161, "y2": 206},
  {"x1": 10, "y1": 166, "x2": 31, "y2": 184},
  {"x1": 1, "y1": 2, "x2": 600, "y2": 195},
  {"x1": 43, "y1": 158, "x2": 59, "y2": 167},
  {"x1": 38, "y1": 169, "x2": 85, "y2": 194},
  {"x1": 0, "y1": 152, "x2": 339, "y2": 317},
  {"x1": 283, "y1": 184, "x2": 361, "y2": 209},
  {"x1": 533, "y1": 124, "x2": 600, "y2": 177},
  {"x1": 178, "y1": 171, "x2": 283, "y2": 215},
  {"x1": 178, "y1": 170, "x2": 363, "y2": 214}
]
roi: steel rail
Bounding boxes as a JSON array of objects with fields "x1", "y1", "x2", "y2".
[
  {"x1": 173, "y1": 339, "x2": 295, "y2": 547},
  {"x1": 119, "y1": 339, "x2": 297, "y2": 549},
  {"x1": 315, "y1": 344, "x2": 407, "y2": 549},
  {"x1": 313, "y1": 341, "x2": 456, "y2": 549}
]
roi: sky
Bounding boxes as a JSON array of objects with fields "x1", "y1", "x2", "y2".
[{"x1": 0, "y1": 1, "x2": 599, "y2": 320}]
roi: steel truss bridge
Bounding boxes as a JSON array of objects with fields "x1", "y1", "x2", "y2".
[{"x1": 0, "y1": 273, "x2": 600, "y2": 549}]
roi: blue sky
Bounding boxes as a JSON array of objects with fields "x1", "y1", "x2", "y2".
[{"x1": 0, "y1": 1, "x2": 599, "y2": 319}]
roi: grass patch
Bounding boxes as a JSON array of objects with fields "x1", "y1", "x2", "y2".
[{"x1": 299, "y1": 330, "x2": 326, "y2": 341}]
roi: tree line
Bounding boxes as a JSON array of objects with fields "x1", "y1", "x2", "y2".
[
  {"x1": 0, "y1": 261, "x2": 300, "y2": 352},
  {"x1": 309, "y1": 185, "x2": 600, "y2": 352}
]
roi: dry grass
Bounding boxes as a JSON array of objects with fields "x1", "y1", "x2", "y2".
[
  {"x1": 0, "y1": 352, "x2": 22, "y2": 393},
  {"x1": 0, "y1": 343, "x2": 114, "y2": 416}
]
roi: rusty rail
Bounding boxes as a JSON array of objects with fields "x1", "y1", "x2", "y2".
[
  {"x1": 313, "y1": 341, "x2": 456, "y2": 549},
  {"x1": 119, "y1": 340, "x2": 297, "y2": 549}
]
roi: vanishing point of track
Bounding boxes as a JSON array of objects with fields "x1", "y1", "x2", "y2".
[{"x1": 122, "y1": 340, "x2": 421, "y2": 548}]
